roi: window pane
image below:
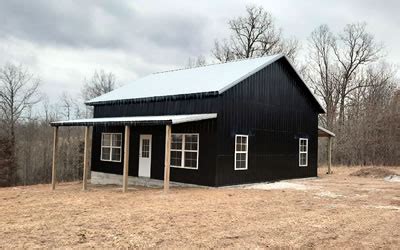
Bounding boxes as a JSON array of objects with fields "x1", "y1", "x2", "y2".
[
  {"x1": 102, "y1": 147, "x2": 110, "y2": 160},
  {"x1": 300, "y1": 153, "x2": 307, "y2": 166},
  {"x1": 102, "y1": 134, "x2": 111, "y2": 146},
  {"x1": 236, "y1": 152, "x2": 247, "y2": 169},
  {"x1": 236, "y1": 136, "x2": 248, "y2": 152},
  {"x1": 184, "y1": 135, "x2": 198, "y2": 150},
  {"x1": 171, "y1": 151, "x2": 182, "y2": 166},
  {"x1": 112, "y1": 134, "x2": 122, "y2": 147},
  {"x1": 238, "y1": 152, "x2": 247, "y2": 161},
  {"x1": 171, "y1": 134, "x2": 183, "y2": 150},
  {"x1": 184, "y1": 151, "x2": 197, "y2": 168},
  {"x1": 141, "y1": 139, "x2": 150, "y2": 158},
  {"x1": 111, "y1": 148, "x2": 121, "y2": 161}
]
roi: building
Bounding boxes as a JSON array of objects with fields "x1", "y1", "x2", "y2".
[{"x1": 51, "y1": 54, "x2": 334, "y2": 190}]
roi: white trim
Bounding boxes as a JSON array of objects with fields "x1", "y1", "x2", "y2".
[
  {"x1": 170, "y1": 133, "x2": 199, "y2": 170},
  {"x1": 100, "y1": 133, "x2": 123, "y2": 162},
  {"x1": 234, "y1": 134, "x2": 248, "y2": 170},
  {"x1": 299, "y1": 138, "x2": 308, "y2": 167}
]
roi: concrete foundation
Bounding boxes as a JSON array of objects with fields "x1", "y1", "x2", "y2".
[{"x1": 90, "y1": 171, "x2": 202, "y2": 188}]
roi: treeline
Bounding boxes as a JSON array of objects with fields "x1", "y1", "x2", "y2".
[
  {"x1": 0, "y1": 68, "x2": 116, "y2": 186},
  {"x1": 1, "y1": 5, "x2": 399, "y2": 186},
  {"x1": 191, "y1": 6, "x2": 400, "y2": 166}
]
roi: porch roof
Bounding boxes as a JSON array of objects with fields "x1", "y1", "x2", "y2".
[
  {"x1": 318, "y1": 126, "x2": 335, "y2": 137},
  {"x1": 50, "y1": 113, "x2": 217, "y2": 127}
]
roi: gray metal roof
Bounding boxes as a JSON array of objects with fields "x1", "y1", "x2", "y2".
[
  {"x1": 318, "y1": 126, "x2": 335, "y2": 137},
  {"x1": 86, "y1": 55, "x2": 282, "y2": 105},
  {"x1": 85, "y1": 54, "x2": 325, "y2": 113},
  {"x1": 51, "y1": 113, "x2": 218, "y2": 127}
]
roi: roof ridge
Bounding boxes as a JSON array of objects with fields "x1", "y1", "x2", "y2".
[{"x1": 152, "y1": 54, "x2": 281, "y2": 75}]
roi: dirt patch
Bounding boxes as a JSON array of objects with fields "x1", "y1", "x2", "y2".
[
  {"x1": 384, "y1": 175, "x2": 400, "y2": 182},
  {"x1": 242, "y1": 181, "x2": 312, "y2": 191},
  {"x1": 316, "y1": 191, "x2": 344, "y2": 198},
  {"x1": 349, "y1": 167, "x2": 397, "y2": 178}
]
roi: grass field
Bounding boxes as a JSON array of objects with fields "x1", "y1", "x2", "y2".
[{"x1": 0, "y1": 166, "x2": 399, "y2": 248}]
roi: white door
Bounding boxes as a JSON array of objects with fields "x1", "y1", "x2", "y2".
[{"x1": 138, "y1": 134, "x2": 152, "y2": 178}]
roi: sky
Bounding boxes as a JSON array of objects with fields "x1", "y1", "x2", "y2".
[{"x1": 0, "y1": 0, "x2": 399, "y2": 104}]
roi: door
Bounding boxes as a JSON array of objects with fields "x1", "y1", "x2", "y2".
[{"x1": 138, "y1": 134, "x2": 152, "y2": 178}]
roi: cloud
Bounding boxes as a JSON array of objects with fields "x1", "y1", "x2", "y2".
[
  {"x1": 0, "y1": 0, "x2": 398, "y2": 107},
  {"x1": 0, "y1": 1, "x2": 209, "y2": 60}
]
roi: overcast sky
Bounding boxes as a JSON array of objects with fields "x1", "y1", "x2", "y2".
[{"x1": 0, "y1": 0, "x2": 399, "y2": 103}]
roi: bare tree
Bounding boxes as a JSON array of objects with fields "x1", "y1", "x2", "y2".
[
  {"x1": 335, "y1": 62, "x2": 398, "y2": 165},
  {"x1": 331, "y1": 23, "x2": 384, "y2": 125},
  {"x1": 0, "y1": 63, "x2": 40, "y2": 184},
  {"x1": 213, "y1": 5, "x2": 300, "y2": 62},
  {"x1": 60, "y1": 92, "x2": 82, "y2": 120},
  {"x1": 186, "y1": 55, "x2": 207, "y2": 68},
  {"x1": 212, "y1": 40, "x2": 235, "y2": 62},
  {"x1": 307, "y1": 25, "x2": 339, "y2": 129},
  {"x1": 82, "y1": 70, "x2": 117, "y2": 101}
]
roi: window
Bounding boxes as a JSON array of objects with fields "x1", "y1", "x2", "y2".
[
  {"x1": 141, "y1": 139, "x2": 150, "y2": 158},
  {"x1": 170, "y1": 133, "x2": 199, "y2": 169},
  {"x1": 235, "y1": 135, "x2": 248, "y2": 170},
  {"x1": 299, "y1": 138, "x2": 308, "y2": 167},
  {"x1": 101, "y1": 133, "x2": 122, "y2": 162}
]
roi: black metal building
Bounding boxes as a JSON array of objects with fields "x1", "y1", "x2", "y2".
[{"x1": 67, "y1": 54, "x2": 325, "y2": 187}]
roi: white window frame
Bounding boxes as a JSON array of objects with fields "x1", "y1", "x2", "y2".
[
  {"x1": 170, "y1": 133, "x2": 199, "y2": 170},
  {"x1": 100, "y1": 133, "x2": 122, "y2": 162},
  {"x1": 234, "y1": 134, "x2": 248, "y2": 171},
  {"x1": 299, "y1": 138, "x2": 308, "y2": 167}
]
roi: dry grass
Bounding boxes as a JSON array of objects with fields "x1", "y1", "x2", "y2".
[
  {"x1": 349, "y1": 167, "x2": 397, "y2": 178},
  {"x1": 0, "y1": 166, "x2": 399, "y2": 248}
]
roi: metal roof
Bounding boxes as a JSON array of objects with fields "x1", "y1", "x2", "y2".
[
  {"x1": 50, "y1": 113, "x2": 217, "y2": 127},
  {"x1": 85, "y1": 54, "x2": 324, "y2": 112},
  {"x1": 318, "y1": 126, "x2": 335, "y2": 137},
  {"x1": 86, "y1": 55, "x2": 282, "y2": 105}
]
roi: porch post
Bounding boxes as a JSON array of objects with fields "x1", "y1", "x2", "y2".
[
  {"x1": 51, "y1": 126, "x2": 59, "y2": 190},
  {"x1": 164, "y1": 124, "x2": 172, "y2": 192},
  {"x1": 122, "y1": 125, "x2": 130, "y2": 192},
  {"x1": 327, "y1": 136, "x2": 332, "y2": 174},
  {"x1": 82, "y1": 126, "x2": 90, "y2": 191}
]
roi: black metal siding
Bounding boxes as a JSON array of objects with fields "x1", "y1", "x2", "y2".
[
  {"x1": 93, "y1": 95, "x2": 220, "y2": 117},
  {"x1": 215, "y1": 59, "x2": 319, "y2": 186},
  {"x1": 91, "y1": 120, "x2": 217, "y2": 186}
]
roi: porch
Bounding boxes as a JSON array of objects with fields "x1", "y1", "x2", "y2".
[{"x1": 50, "y1": 113, "x2": 217, "y2": 192}]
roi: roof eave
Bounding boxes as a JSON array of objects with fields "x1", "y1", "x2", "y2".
[
  {"x1": 218, "y1": 54, "x2": 285, "y2": 94},
  {"x1": 85, "y1": 91, "x2": 220, "y2": 106},
  {"x1": 282, "y1": 56, "x2": 326, "y2": 114},
  {"x1": 218, "y1": 54, "x2": 326, "y2": 114}
]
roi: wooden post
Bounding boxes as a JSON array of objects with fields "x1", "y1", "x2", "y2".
[
  {"x1": 51, "y1": 126, "x2": 59, "y2": 190},
  {"x1": 122, "y1": 125, "x2": 130, "y2": 192},
  {"x1": 164, "y1": 124, "x2": 172, "y2": 192},
  {"x1": 82, "y1": 126, "x2": 90, "y2": 191},
  {"x1": 327, "y1": 136, "x2": 332, "y2": 174}
]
